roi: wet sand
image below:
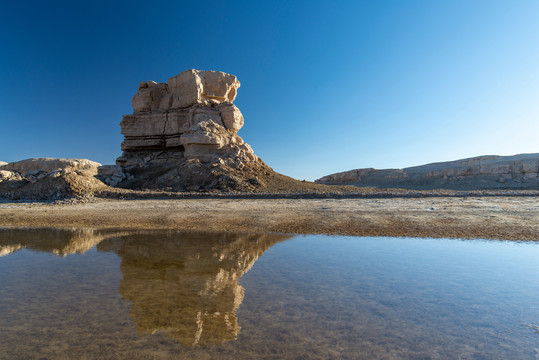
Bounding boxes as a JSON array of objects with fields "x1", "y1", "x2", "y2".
[{"x1": 1, "y1": 196, "x2": 538, "y2": 240}]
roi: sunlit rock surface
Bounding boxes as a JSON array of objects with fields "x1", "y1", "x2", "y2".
[
  {"x1": 316, "y1": 153, "x2": 539, "y2": 190},
  {"x1": 116, "y1": 69, "x2": 251, "y2": 166},
  {"x1": 0, "y1": 158, "x2": 106, "y2": 200},
  {"x1": 100, "y1": 69, "x2": 274, "y2": 192}
]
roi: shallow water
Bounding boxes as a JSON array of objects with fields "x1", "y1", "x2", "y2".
[{"x1": 0, "y1": 228, "x2": 537, "y2": 359}]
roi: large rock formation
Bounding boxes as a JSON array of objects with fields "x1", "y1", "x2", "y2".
[
  {"x1": 0, "y1": 70, "x2": 330, "y2": 199},
  {"x1": 101, "y1": 69, "x2": 273, "y2": 191},
  {"x1": 117, "y1": 69, "x2": 246, "y2": 165},
  {"x1": 0, "y1": 158, "x2": 106, "y2": 200},
  {"x1": 316, "y1": 154, "x2": 539, "y2": 190}
]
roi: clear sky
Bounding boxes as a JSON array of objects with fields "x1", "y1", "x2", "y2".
[{"x1": 1, "y1": 0, "x2": 538, "y2": 180}]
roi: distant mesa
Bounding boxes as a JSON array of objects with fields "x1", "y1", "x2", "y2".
[{"x1": 316, "y1": 154, "x2": 539, "y2": 190}]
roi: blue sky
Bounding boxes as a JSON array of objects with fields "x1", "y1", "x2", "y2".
[{"x1": 1, "y1": 0, "x2": 538, "y2": 180}]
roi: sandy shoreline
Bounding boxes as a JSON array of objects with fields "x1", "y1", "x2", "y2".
[{"x1": 1, "y1": 196, "x2": 538, "y2": 241}]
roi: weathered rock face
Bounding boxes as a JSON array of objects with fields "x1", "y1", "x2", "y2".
[
  {"x1": 131, "y1": 69, "x2": 240, "y2": 113},
  {"x1": 316, "y1": 154, "x2": 539, "y2": 190},
  {"x1": 1, "y1": 158, "x2": 100, "y2": 176},
  {"x1": 0, "y1": 158, "x2": 106, "y2": 200},
  {"x1": 107, "y1": 69, "x2": 272, "y2": 192},
  {"x1": 117, "y1": 69, "x2": 246, "y2": 166}
]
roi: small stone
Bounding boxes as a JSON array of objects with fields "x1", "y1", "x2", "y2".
[
  {"x1": 112, "y1": 171, "x2": 125, "y2": 179},
  {"x1": 111, "y1": 175, "x2": 123, "y2": 182},
  {"x1": 0, "y1": 170, "x2": 13, "y2": 179},
  {"x1": 248, "y1": 176, "x2": 261, "y2": 185}
]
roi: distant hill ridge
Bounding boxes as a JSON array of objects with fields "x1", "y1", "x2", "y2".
[{"x1": 315, "y1": 153, "x2": 539, "y2": 190}]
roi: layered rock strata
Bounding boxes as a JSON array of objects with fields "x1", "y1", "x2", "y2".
[
  {"x1": 316, "y1": 154, "x2": 539, "y2": 190},
  {"x1": 117, "y1": 69, "x2": 248, "y2": 166},
  {"x1": 102, "y1": 69, "x2": 272, "y2": 191}
]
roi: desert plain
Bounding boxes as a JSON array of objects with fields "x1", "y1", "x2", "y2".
[{"x1": 1, "y1": 194, "x2": 538, "y2": 241}]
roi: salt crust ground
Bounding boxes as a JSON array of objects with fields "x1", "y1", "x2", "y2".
[{"x1": 1, "y1": 196, "x2": 538, "y2": 241}]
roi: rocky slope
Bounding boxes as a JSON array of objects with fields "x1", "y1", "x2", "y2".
[
  {"x1": 97, "y1": 69, "x2": 307, "y2": 192},
  {"x1": 1, "y1": 69, "x2": 340, "y2": 199},
  {"x1": 0, "y1": 158, "x2": 107, "y2": 200},
  {"x1": 316, "y1": 154, "x2": 539, "y2": 190}
]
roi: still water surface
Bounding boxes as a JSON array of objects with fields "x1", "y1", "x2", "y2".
[{"x1": 0, "y1": 228, "x2": 537, "y2": 359}]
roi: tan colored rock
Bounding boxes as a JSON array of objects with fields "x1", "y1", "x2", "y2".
[
  {"x1": 2, "y1": 158, "x2": 101, "y2": 176},
  {"x1": 131, "y1": 69, "x2": 241, "y2": 114},
  {"x1": 168, "y1": 69, "x2": 240, "y2": 109},
  {"x1": 0, "y1": 170, "x2": 17, "y2": 181},
  {"x1": 110, "y1": 69, "x2": 276, "y2": 192},
  {"x1": 0, "y1": 161, "x2": 7, "y2": 167},
  {"x1": 219, "y1": 103, "x2": 244, "y2": 132},
  {"x1": 0, "y1": 158, "x2": 108, "y2": 200},
  {"x1": 180, "y1": 120, "x2": 231, "y2": 162},
  {"x1": 117, "y1": 69, "x2": 257, "y2": 169},
  {"x1": 131, "y1": 81, "x2": 169, "y2": 112}
]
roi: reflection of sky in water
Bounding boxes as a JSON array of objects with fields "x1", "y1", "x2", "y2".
[{"x1": 0, "y1": 229, "x2": 537, "y2": 359}]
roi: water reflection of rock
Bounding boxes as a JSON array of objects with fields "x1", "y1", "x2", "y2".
[
  {"x1": 97, "y1": 232, "x2": 288, "y2": 347},
  {"x1": 0, "y1": 228, "x2": 123, "y2": 257},
  {"x1": 0, "y1": 228, "x2": 289, "y2": 347}
]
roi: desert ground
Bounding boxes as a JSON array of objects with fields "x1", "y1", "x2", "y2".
[{"x1": 1, "y1": 195, "x2": 538, "y2": 241}]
